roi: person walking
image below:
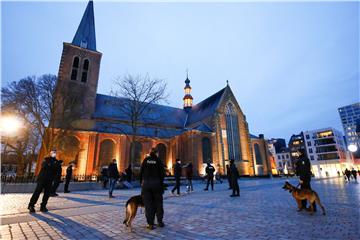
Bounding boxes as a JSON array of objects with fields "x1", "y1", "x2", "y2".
[
  {"x1": 295, "y1": 148, "x2": 316, "y2": 211},
  {"x1": 229, "y1": 159, "x2": 240, "y2": 197},
  {"x1": 125, "y1": 164, "x2": 133, "y2": 183},
  {"x1": 185, "y1": 163, "x2": 193, "y2": 192},
  {"x1": 50, "y1": 159, "x2": 63, "y2": 197},
  {"x1": 140, "y1": 148, "x2": 165, "y2": 230},
  {"x1": 28, "y1": 150, "x2": 57, "y2": 213},
  {"x1": 64, "y1": 162, "x2": 73, "y2": 193},
  {"x1": 344, "y1": 168, "x2": 351, "y2": 183},
  {"x1": 204, "y1": 163, "x2": 215, "y2": 191},
  {"x1": 171, "y1": 159, "x2": 182, "y2": 195},
  {"x1": 101, "y1": 166, "x2": 108, "y2": 189},
  {"x1": 108, "y1": 159, "x2": 119, "y2": 198},
  {"x1": 226, "y1": 164, "x2": 232, "y2": 190},
  {"x1": 351, "y1": 168, "x2": 358, "y2": 182}
]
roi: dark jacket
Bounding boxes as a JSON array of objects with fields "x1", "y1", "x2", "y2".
[
  {"x1": 295, "y1": 155, "x2": 312, "y2": 182},
  {"x1": 230, "y1": 163, "x2": 239, "y2": 180},
  {"x1": 66, "y1": 165, "x2": 73, "y2": 180},
  {"x1": 139, "y1": 154, "x2": 165, "y2": 190},
  {"x1": 173, "y1": 162, "x2": 182, "y2": 179},
  {"x1": 186, "y1": 163, "x2": 193, "y2": 179},
  {"x1": 37, "y1": 157, "x2": 57, "y2": 182},
  {"x1": 125, "y1": 167, "x2": 132, "y2": 182},
  {"x1": 108, "y1": 162, "x2": 119, "y2": 179},
  {"x1": 54, "y1": 160, "x2": 63, "y2": 182},
  {"x1": 205, "y1": 164, "x2": 215, "y2": 178}
]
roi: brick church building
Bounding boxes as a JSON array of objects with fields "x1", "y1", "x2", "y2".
[{"x1": 36, "y1": 0, "x2": 272, "y2": 177}]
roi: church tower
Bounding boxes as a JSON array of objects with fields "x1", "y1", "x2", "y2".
[
  {"x1": 55, "y1": 0, "x2": 102, "y2": 121},
  {"x1": 183, "y1": 73, "x2": 193, "y2": 111}
]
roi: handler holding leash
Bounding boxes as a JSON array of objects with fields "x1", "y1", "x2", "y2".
[{"x1": 295, "y1": 148, "x2": 316, "y2": 211}]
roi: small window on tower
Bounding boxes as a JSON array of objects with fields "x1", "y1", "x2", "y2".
[
  {"x1": 71, "y1": 56, "x2": 80, "y2": 80},
  {"x1": 83, "y1": 59, "x2": 89, "y2": 70},
  {"x1": 73, "y1": 57, "x2": 79, "y2": 68},
  {"x1": 81, "y1": 59, "x2": 90, "y2": 83}
]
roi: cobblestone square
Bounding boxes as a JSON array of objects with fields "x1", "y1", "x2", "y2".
[{"x1": 1, "y1": 178, "x2": 359, "y2": 240}]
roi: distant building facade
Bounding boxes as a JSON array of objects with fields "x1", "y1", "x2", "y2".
[
  {"x1": 338, "y1": 103, "x2": 360, "y2": 148},
  {"x1": 267, "y1": 138, "x2": 291, "y2": 174},
  {"x1": 36, "y1": 1, "x2": 272, "y2": 177},
  {"x1": 303, "y1": 128, "x2": 347, "y2": 178}
]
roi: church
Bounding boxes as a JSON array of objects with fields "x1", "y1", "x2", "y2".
[{"x1": 36, "y1": 0, "x2": 272, "y2": 178}]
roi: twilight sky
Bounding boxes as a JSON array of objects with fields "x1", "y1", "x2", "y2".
[{"x1": 2, "y1": 1, "x2": 359, "y2": 142}]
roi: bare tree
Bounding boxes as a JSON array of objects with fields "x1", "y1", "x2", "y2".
[
  {"x1": 1, "y1": 74, "x2": 84, "y2": 175},
  {"x1": 111, "y1": 74, "x2": 168, "y2": 171}
]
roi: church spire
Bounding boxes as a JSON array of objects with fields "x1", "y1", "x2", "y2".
[
  {"x1": 183, "y1": 70, "x2": 193, "y2": 111},
  {"x1": 72, "y1": 0, "x2": 97, "y2": 51}
]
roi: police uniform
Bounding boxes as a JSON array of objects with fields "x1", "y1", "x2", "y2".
[
  {"x1": 28, "y1": 156, "x2": 57, "y2": 211},
  {"x1": 230, "y1": 161, "x2": 240, "y2": 196},
  {"x1": 140, "y1": 153, "x2": 165, "y2": 226},
  {"x1": 204, "y1": 163, "x2": 215, "y2": 191},
  {"x1": 295, "y1": 154, "x2": 316, "y2": 210}
]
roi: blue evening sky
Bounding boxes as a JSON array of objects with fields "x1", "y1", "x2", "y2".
[{"x1": 2, "y1": 1, "x2": 359, "y2": 142}]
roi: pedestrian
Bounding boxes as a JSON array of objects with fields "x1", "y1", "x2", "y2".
[
  {"x1": 351, "y1": 168, "x2": 358, "y2": 182},
  {"x1": 226, "y1": 164, "x2": 232, "y2": 190},
  {"x1": 204, "y1": 162, "x2": 215, "y2": 191},
  {"x1": 108, "y1": 159, "x2": 119, "y2": 198},
  {"x1": 125, "y1": 164, "x2": 133, "y2": 183},
  {"x1": 50, "y1": 159, "x2": 63, "y2": 197},
  {"x1": 140, "y1": 148, "x2": 165, "y2": 230},
  {"x1": 185, "y1": 162, "x2": 193, "y2": 192},
  {"x1": 101, "y1": 166, "x2": 108, "y2": 189},
  {"x1": 344, "y1": 168, "x2": 351, "y2": 182},
  {"x1": 229, "y1": 159, "x2": 240, "y2": 197},
  {"x1": 64, "y1": 162, "x2": 73, "y2": 193},
  {"x1": 28, "y1": 150, "x2": 57, "y2": 213},
  {"x1": 171, "y1": 159, "x2": 182, "y2": 195},
  {"x1": 295, "y1": 148, "x2": 316, "y2": 211}
]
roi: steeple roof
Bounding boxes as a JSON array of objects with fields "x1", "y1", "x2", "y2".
[{"x1": 72, "y1": 0, "x2": 97, "y2": 51}]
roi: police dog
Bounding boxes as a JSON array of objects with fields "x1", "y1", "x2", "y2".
[
  {"x1": 282, "y1": 181, "x2": 326, "y2": 215},
  {"x1": 123, "y1": 195, "x2": 144, "y2": 231}
]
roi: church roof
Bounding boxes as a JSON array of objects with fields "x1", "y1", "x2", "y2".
[
  {"x1": 72, "y1": 0, "x2": 97, "y2": 51},
  {"x1": 91, "y1": 86, "x2": 228, "y2": 138},
  {"x1": 186, "y1": 87, "x2": 226, "y2": 126}
]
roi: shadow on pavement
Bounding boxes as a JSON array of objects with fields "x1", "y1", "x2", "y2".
[
  {"x1": 33, "y1": 212, "x2": 111, "y2": 239},
  {"x1": 60, "y1": 195, "x2": 128, "y2": 206}
]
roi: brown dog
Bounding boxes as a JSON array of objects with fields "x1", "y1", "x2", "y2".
[
  {"x1": 282, "y1": 181, "x2": 326, "y2": 215},
  {"x1": 123, "y1": 195, "x2": 144, "y2": 231}
]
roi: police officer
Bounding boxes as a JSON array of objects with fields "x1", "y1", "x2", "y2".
[
  {"x1": 64, "y1": 162, "x2": 73, "y2": 193},
  {"x1": 28, "y1": 150, "x2": 57, "y2": 213},
  {"x1": 140, "y1": 148, "x2": 165, "y2": 230},
  {"x1": 229, "y1": 159, "x2": 240, "y2": 197},
  {"x1": 50, "y1": 159, "x2": 63, "y2": 197},
  {"x1": 295, "y1": 148, "x2": 316, "y2": 211},
  {"x1": 204, "y1": 162, "x2": 215, "y2": 191},
  {"x1": 171, "y1": 159, "x2": 182, "y2": 195}
]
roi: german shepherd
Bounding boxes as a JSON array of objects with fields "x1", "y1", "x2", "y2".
[
  {"x1": 282, "y1": 181, "x2": 326, "y2": 215},
  {"x1": 123, "y1": 195, "x2": 144, "y2": 231}
]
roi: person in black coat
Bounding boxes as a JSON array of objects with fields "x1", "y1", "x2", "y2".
[
  {"x1": 229, "y1": 159, "x2": 240, "y2": 197},
  {"x1": 204, "y1": 163, "x2": 215, "y2": 191},
  {"x1": 108, "y1": 159, "x2": 119, "y2": 198},
  {"x1": 140, "y1": 148, "x2": 165, "y2": 229},
  {"x1": 171, "y1": 159, "x2": 182, "y2": 195},
  {"x1": 185, "y1": 163, "x2": 193, "y2": 192},
  {"x1": 50, "y1": 160, "x2": 63, "y2": 197},
  {"x1": 64, "y1": 162, "x2": 73, "y2": 193},
  {"x1": 295, "y1": 148, "x2": 316, "y2": 211},
  {"x1": 226, "y1": 164, "x2": 232, "y2": 190},
  {"x1": 101, "y1": 167, "x2": 108, "y2": 189},
  {"x1": 351, "y1": 168, "x2": 358, "y2": 182},
  {"x1": 125, "y1": 164, "x2": 133, "y2": 183},
  {"x1": 28, "y1": 150, "x2": 58, "y2": 213}
]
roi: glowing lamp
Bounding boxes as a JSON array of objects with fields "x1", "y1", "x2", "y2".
[
  {"x1": 348, "y1": 144, "x2": 358, "y2": 153},
  {"x1": 0, "y1": 115, "x2": 22, "y2": 136}
]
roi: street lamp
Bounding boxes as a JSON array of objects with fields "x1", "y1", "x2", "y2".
[
  {"x1": 348, "y1": 144, "x2": 358, "y2": 153},
  {"x1": 0, "y1": 115, "x2": 22, "y2": 136}
]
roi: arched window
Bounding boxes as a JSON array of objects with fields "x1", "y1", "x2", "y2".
[
  {"x1": 58, "y1": 136, "x2": 80, "y2": 166},
  {"x1": 71, "y1": 56, "x2": 80, "y2": 81},
  {"x1": 99, "y1": 139, "x2": 116, "y2": 168},
  {"x1": 156, "y1": 143, "x2": 167, "y2": 163},
  {"x1": 254, "y1": 143, "x2": 263, "y2": 165},
  {"x1": 81, "y1": 59, "x2": 89, "y2": 83},
  {"x1": 130, "y1": 142, "x2": 142, "y2": 167},
  {"x1": 225, "y1": 103, "x2": 241, "y2": 161},
  {"x1": 202, "y1": 137, "x2": 212, "y2": 163}
]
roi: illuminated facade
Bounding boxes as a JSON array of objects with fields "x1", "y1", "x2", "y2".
[{"x1": 36, "y1": 0, "x2": 272, "y2": 177}]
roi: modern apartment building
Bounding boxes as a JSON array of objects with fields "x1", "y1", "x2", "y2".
[
  {"x1": 303, "y1": 128, "x2": 347, "y2": 178},
  {"x1": 338, "y1": 103, "x2": 360, "y2": 148}
]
